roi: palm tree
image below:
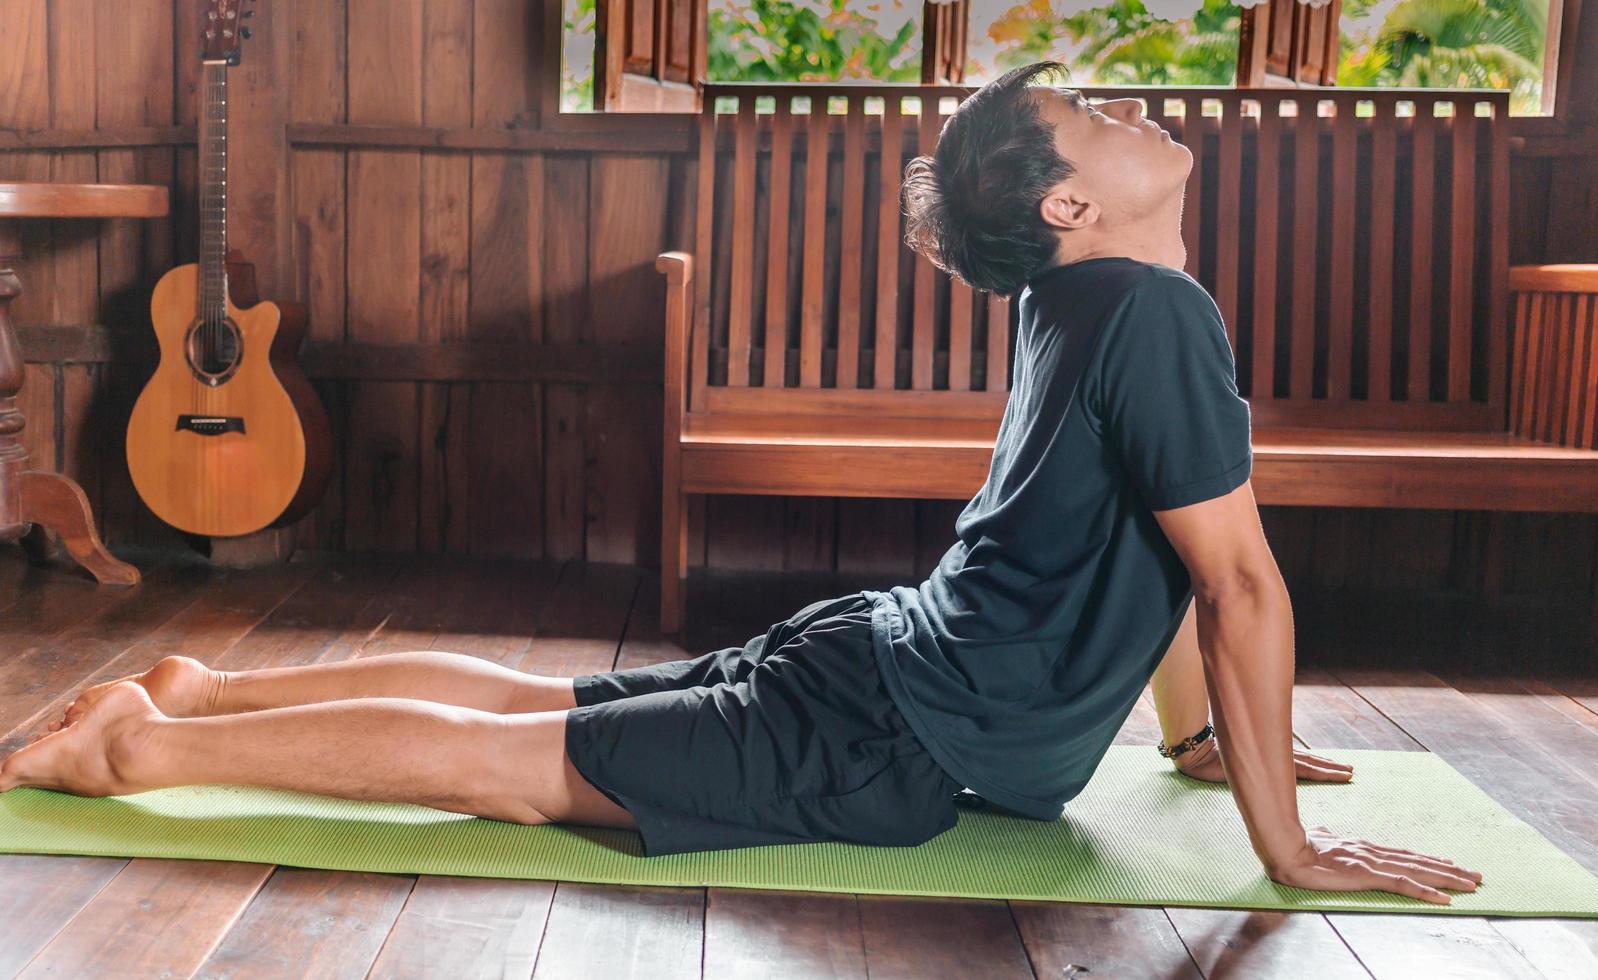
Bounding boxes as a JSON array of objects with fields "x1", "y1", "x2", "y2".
[
  {"x1": 1340, "y1": 0, "x2": 1546, "y2": 111},
  {"x1": 1087, "y1": 4, "x2": 1240, "y2": 85}
]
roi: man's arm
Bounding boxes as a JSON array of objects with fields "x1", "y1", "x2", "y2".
[
  {"x1": 1150, "y1": 477, "x2": 1307, "y2": 873},
  {"x1": 1148, "y1": 599, "x2": 1216, "y2": 770}
]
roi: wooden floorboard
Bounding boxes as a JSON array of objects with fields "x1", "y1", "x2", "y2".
[
  {"x1": 194, "y1": 868, "x2": 415, "y2": 979},
  {"x1": 0, "y1": 854, "x2": 125, "y2": 977},
  {"x1": 702, "y1": 888, "x2": 868, "y2": 978},
  {"x1": 0, "y1": 551, "x2": 139, "y2": 632},
  {"x1": 1009, "y1": 902, "x2": 1203, "y2": 980},
  {"x1": 519, "y1": 560, "x2": 641, "y2": 677},
  {"x1": 16, "y1": 859, "x2": 273, "y2": 978},
  {"x1": 1, "y1": 555, "x2": 1594, "y2": 978},
  {"x1": 366, "y1": 876, "x2": 556, "y2": 979},
  {"x1": 858, "y1": 896, "x2": 1034, "y2": 979},
  {"x1": 0, "y1": 551, "x2": 41, "y2": 616},
  {"x1": 532, "y1": 883, "x2": 704, "y2": 979}
]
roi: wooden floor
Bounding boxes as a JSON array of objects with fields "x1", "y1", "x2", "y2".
[{"x1": 1, "y1": 549, "x2": 1596, "y2": 979}]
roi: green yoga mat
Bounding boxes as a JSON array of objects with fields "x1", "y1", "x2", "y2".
[{"x1": 3, "y1": 747, "x2": 1596, "y2": 917}]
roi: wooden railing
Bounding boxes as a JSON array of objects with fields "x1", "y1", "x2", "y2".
[
  {"x1": 1509, "y1": 265, "x2": 1598, "y2": 449},
  {"x1": 693, "y1": 83, "x2": 1511, "y2": 432}
]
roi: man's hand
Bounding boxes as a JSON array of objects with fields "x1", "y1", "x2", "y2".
[
  {"x1": 1174, "y1": 739, "x2": 1354, "y2": 785},
  {"x1": 1265, "y1": 825, "x2": 1484, "y2": 905},
  {"x1": 1169, "y1": 745, "x2": 1482, "y2": 905}
]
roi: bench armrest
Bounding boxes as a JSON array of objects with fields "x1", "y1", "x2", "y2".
[
  {"x1": 656, "y1": 251, "x2": 694, "y2": 285},
  {"x1": 658, "y1": 251, "x2": 696, "y2": 433}
]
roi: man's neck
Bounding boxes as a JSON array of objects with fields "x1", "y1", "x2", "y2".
[{"x1": 1050, "y1": 199, "x2": 1187, "y2": 272}]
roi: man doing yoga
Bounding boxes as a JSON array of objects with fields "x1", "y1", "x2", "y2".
[{"x1": 1, "y1": 62, "x2": 1481, "y2": 904}]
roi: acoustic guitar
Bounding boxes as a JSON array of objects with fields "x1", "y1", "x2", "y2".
[{"x1": 127, "y1": 0, "x2": 330, "y2": 538}]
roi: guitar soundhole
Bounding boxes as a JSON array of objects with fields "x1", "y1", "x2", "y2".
[{"x1": 184, "y1": 317, "x2": 244, "y2": 385}]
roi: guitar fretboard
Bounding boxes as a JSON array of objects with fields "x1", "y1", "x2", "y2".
[{"x1": 199, "y1": 61, "x2": 228, "y2": 324}]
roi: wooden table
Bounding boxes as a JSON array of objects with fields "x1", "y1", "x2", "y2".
[{"x1": 0, "y1": 182, "x2": 169, "y2": 586}]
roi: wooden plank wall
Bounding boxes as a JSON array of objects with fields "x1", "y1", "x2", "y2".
[
  {"x1": 4, "y1": 0, "x2": 1596, "y2": 633},
  {"x1": 286, "y1": 0, "x2": 683, "y2": 564}
]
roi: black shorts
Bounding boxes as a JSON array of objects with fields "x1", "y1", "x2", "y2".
[{"x1": 564, "y1": 591, "x2": 965, "y2": 857}]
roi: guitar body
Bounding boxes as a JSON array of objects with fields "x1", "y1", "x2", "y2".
[{"x1": 127, "y1": 257, "x2": 331, "y2": 538}]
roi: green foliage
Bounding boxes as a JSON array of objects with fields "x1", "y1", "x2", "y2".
[
  {"x1": 1338, "y1": 0, "x2": 1547, "y2": 113},
  {"x1": 976, "y1": 0, "x2": 1240, "y2": 86},
  {"x1": 708, "y1": 0, "x2": 922, "y2": 82}
]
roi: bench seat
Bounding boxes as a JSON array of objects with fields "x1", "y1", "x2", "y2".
[{"x1": 681, "y1": 416, "x2": 1598, "y2": 512}]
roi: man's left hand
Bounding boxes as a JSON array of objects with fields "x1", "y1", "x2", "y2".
[{"x1": 1175, "y1": 740, "x2": 1354, "y2": 784}]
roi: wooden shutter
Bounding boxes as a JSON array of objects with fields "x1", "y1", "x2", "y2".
[
  {"x1": 595, "y1": 0, "x2": 706, "y2": 111},
  {"x1": 1238, "y1": 0, "x2": 1342, "y2": 86},
  {"x1": 921, "y1": 0, "x2": 970, "y2": 85}
]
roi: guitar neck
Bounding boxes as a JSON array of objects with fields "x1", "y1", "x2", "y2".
[{"x1": 198, "y1": 60, "x2": 229, "y2": 321}]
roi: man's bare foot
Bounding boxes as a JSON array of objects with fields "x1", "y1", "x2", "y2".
[
  {"x1": 1, "y1": 681, "x2": 166, "y2": 796},
  {"x1": 41, "y1": 656, "x2": 220, "y2": 741}
]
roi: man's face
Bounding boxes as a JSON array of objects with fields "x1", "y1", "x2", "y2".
[{"x1": 1028, "y1": 87, "x2": 1192, "y2": 226}]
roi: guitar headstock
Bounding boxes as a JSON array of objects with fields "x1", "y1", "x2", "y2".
[{"x1": 200, "y1": 0, "x2": 255, "y2": 65}]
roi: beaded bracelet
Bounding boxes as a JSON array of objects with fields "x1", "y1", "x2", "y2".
[{"x1": 1157, "y1": 722, "x2": 1214, "y2": 760}]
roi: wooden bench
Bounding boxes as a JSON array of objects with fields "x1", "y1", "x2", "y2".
[{"x1": 655, "y1": 83, "x2": 1598, "y2": 633}]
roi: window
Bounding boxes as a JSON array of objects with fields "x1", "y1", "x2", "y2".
[
  {"x1": 562, "y1": 0, "x2": 930, "y2": 113},
  {"x1": 1336, "y1": 0, "x2": 1557, "y2": 115},
  {"x1": 561, "y1": 0, "x2": 1565, "y2": 115}
]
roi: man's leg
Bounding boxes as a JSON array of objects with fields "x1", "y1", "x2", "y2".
[
  {"x1": 47, "y1": 652, "x2": 578, "y2": 736},
  {"x1": 6, "y1": 681, "x2": 633, "y2": 830}
]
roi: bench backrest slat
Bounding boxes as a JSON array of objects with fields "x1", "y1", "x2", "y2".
[
  {"x1": 1251, "y1": 103, "x2": 1281, "y2": 403},
  {"x1": 1366, "y1": 105, "x2": 1396, "y2": 401},
  {"x1": 727, "y1": 99, "x2": 757, "y2": 387},
  {"x1": 837, "y1": 98, "x2": 867, "y2": 389},
  {"x1": 874, "y1": 96, "x2": 905, "y2": 391},
  {"x1": 763, "y1": 99, "x2": 793, "y2": 388},
  {"x1": 689, "y1": 84, "x2": 1508, "y2": 433}
]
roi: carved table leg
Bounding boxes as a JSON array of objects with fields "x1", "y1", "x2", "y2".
[
  {"x1": 0, "y1": 219, "x2": 139, "y2": 586},
  {"x1": 18, "y1": 470, "x2": 140, "y2": 585},
  {"x1": 0, "y1": 240, "x2": 27, "y2": 544}
]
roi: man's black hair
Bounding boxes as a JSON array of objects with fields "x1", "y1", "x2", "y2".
[{"x1": 902, "y1": 61, "x2": 1077, "y2": 296}]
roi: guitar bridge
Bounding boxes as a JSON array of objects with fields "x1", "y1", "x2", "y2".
[{"x1": 176, "y1": 415, "x2": 246, "y2": 436}]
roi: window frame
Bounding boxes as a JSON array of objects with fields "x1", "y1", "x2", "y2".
[{"x1": 547, "y1": 0, "x2": 1587, "y2": 137}]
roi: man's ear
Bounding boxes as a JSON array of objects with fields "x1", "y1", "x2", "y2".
[{"x1": 1040, "y1": 185, "x2": 1099, "y2": 232}]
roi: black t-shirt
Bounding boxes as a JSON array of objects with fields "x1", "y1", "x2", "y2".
[{"x1": 863, "y1": 257, "x2": 1253, "y2": 821}]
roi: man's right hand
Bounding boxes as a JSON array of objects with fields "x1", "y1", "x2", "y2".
[{"x1": 1266, "y1": 824, "x2": 1484, "y2": 905}]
